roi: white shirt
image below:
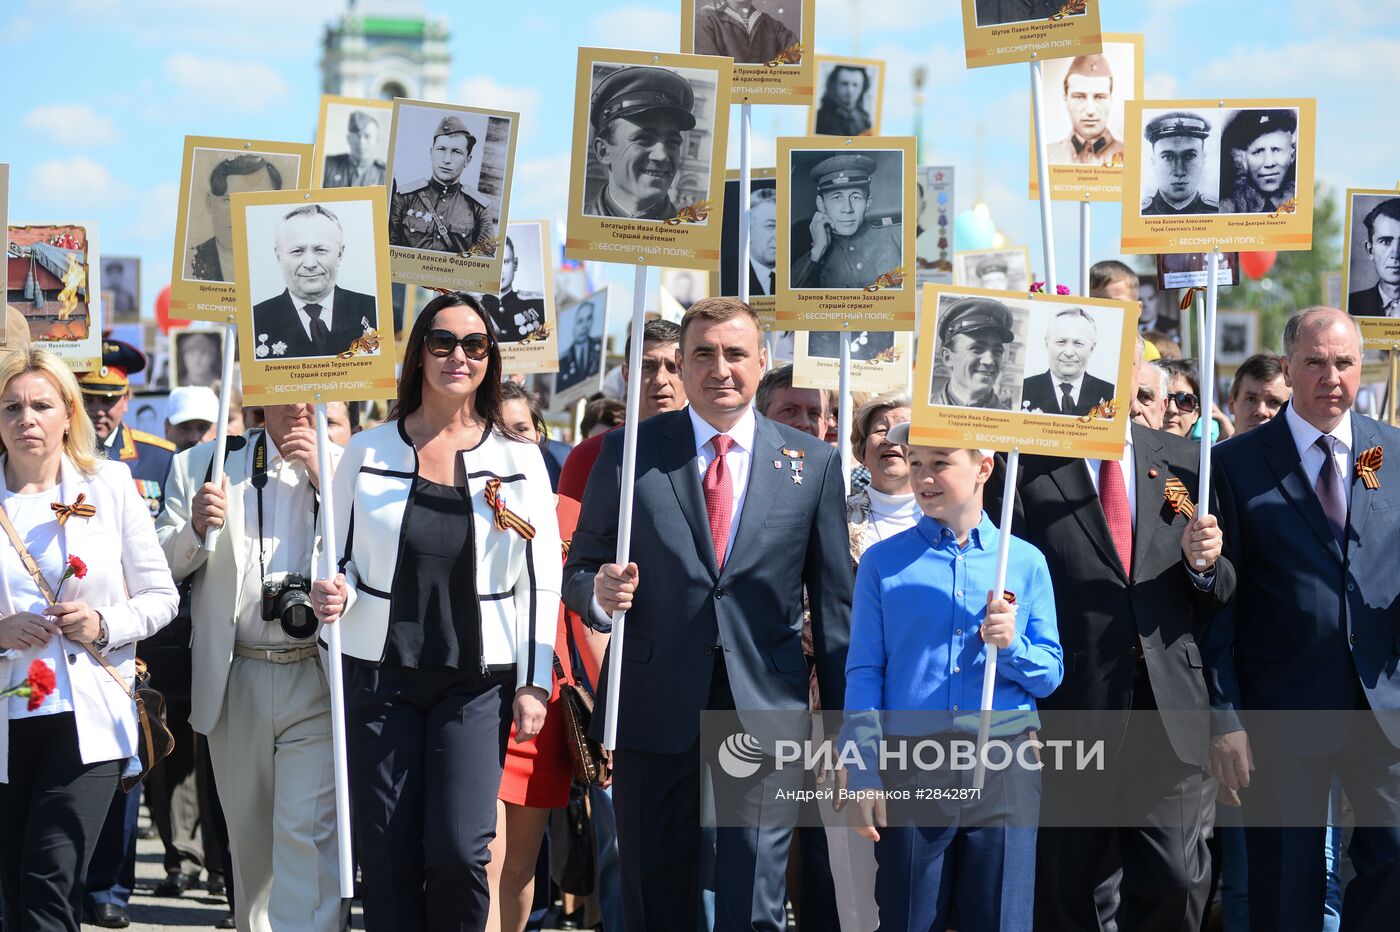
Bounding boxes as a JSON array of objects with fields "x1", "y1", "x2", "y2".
[
  {"x1": 688, "y1": 404, "x2": 756, "y2": 561},
  {"x1": 749, "y1": 257, "x2": 775, "y2": 296},
  {"x1": 3, "y1": 488, "x2": 76, "y2": 721},
  {"x1": 1086, "y1": 430, "x2": 1137, "y2": 532},
  {"x1": 1051, "y1": 373, "x2": 1087, "y2": 412},
  {"x1": 1380, "y1": 282, "x2": 1400, "y2": 318},
  {"x1": 291, "y1": 291, "x2": 337, "y2": 347},
  {"x1": 1285, "y1": 403, "x2": 1353, "y2": 506},
  {"x1": 236, "y1": 439, "x2": 320, "y2": 647}
]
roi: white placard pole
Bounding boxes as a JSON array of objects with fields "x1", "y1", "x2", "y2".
[
  {"x1": 602, "y1": 262, "x2": 650, "y2": 751},
  {"x1": 202, "y1": 320, "x2": 238, "y2": 551},
  {"x1": 976, "y1": 60, "x2": 1061, "y2": 790},
  {"x1": 838, "y1": 335, "x2": 852, "y2": 491},
  {"x1": 1197, "y1": 250, "x2": 1220, "y2": 519},
  {"x1": 313, "y1": 402, "x2": 354, "y2": 898},
  {"x1": 738, "y1": 102, "x2": 752, "y2": 305},
  {"x1": 1079, "y1": 200, "x2": 1091, "y2": 296}
]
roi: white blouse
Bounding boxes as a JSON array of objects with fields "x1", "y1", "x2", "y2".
[{"x1": 2, "y1": 487, "x2": 75, "y2": 721}]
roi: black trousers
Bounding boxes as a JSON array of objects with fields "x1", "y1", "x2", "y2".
[
  {"x1": 346, "y1": 663, "x2": 512, "y2": 932},
  {"x1": 612, "y1": 653, "x2": 797, "y2": 932},
  {"x1": 0, "y1": 713, "x2": 120, "y2": 932},
  {"x1": 1034, "y1": 663, "x2": 1213, "y2": 932}
]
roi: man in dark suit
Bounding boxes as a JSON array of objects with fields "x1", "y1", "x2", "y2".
[
  {"x1": 252, "y1": 204, "x2": 377, "y2": 360},
  {"x1": 987, "y1": 336, "x2": 1234, "y2": 932},
  {"x1": 563, "y1": 297, "x2": 852, "y2": 932},
  {"x1": 185, "y1": 154, "x2": 285, "y2": 283},
  {"x1": 721, "y1": 186, "x2": 778, "y2": 299},
  {"x1": 555, "y1": 300, "x2": 601, "y2": 393},
  {"x1": 1021, "y1": 307, "x2": 1117, "y2": 416},
  {"x1": 1347, "y1": 197, "x2": 1400, "y2": 317},
  {"x1": 1205, "y1": 306, "x2": 1400, "y2": 931}
]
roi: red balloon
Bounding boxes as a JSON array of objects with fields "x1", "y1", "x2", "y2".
[
  {"x1": 1239, "y1": 251, "x2": 1277, "y2": 280},
  {"x1": 154, "y1": 284, "x2": 188, "y2": 334}
]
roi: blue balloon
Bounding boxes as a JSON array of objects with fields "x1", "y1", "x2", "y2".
[{"x1": 955, "y1": 210, "x2": 997, "y2": 251}]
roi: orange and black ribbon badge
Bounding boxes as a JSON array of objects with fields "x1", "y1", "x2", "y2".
[
  {"x1": 1002, "y1": 590, "x2": 1017, "y2": 605},
  {"x1": 1357, "y1": 446, "x2": 1383, "y2": 490},
  {"x1": 1180, "y1": 287, "x2": 1205, "y2": 310},
  {"x1": 1164, "y1": 477, "x2": 1196, "y2": 518},
  {"x1": 51, "y1": 493, "x2": 96, "y2": 526},
  {"x1": 484, "y1": 478, "x2": 536, "y2": 541}
]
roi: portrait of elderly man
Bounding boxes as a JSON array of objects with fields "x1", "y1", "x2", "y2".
[
  {"x1": 1021, "y1": 307, "x2": 1115, "y2": 416},
  {"x1": 1218, "y1": 109, "x2": 1297, "y2": 214},
  {"x1": 744, "y1": 186, "x2": 779, "y2": 296},
  {"x1": 585, "y1": 66, "x2": 697, "y2": 221},
  {"x1": 1046, "y1": 54, "x2": 1124, "y2": 166},
  {"x1": 791, "y1": 154, "x2": 902, "y2": 290},
  {"x1": 186, "y1": 154, "x2": 286, "y2": 283},
  {"x1": 481, "y1": 235, "x2": 547, "y2": 342},
  {"x1": 693, "y1": 0, "x2": 797, "y2": 65},
  {"x1": 323, "y1": 109, "x2": 386, "y2": 188},
  {"x1": 556, "y1": 299, "x2": 602, "y2": 393},
  {"x1": 389, "y1": 114, "x2": 494, "y2": 254},
  {"x1": 929, "y1": 297, "x2": 1017, "y2": 409},
  {"x1": 814, "y1": 64, "x2": 872, "y2": 136},
  {"x1": 1141, "y1": 111, "x2": 1218, "y2": 216},
  {"x1": 251, "y1": 204, "x2": 378, "y2": 360},
  {"x1": 975, "y1": 255, "x2": 1010, "y2": 290},
  {"x1": 1348, "y1": 197, "x2": 1400, "y2": 317}
]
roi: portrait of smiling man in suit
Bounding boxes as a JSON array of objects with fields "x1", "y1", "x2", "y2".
[{"x1": 252, "y1": 203, "x2": 378, "y2": 360}]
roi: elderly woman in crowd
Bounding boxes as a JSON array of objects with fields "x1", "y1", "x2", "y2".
[
  {"x1": 847, "y1": 392, "x2": 917, "y2": 564},
  {"x1": 312, "y1": 293, "x2": 560, "y2": 932},
  {"x1": 0, "y1": 349, "x2": 179, "y2": 931}
]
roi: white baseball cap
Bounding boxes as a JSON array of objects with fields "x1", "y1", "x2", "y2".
[{"x1": 166, "y1": 386, "x2": 219, "y2": 426}]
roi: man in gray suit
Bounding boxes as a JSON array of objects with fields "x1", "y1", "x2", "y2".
[{"x1": 564, "y1": 296, "x2": 852, "y2": 932}]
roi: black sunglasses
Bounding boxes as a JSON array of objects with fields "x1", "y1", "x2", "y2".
[
  {"x1": 1165, "y1": 391, "x2": 1199, "y2": 413},
  {"x1": 425, "y1": 329, "x2": 491, "y2": 360}
]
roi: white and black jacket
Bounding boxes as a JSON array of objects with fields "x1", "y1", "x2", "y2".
[{"x1": 330, "y1": 418, "x2": 560, "y2": 693}]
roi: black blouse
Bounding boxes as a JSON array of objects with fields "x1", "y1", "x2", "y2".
[{"x1": 383, "y1": 476, "x2": 482, "y2": 671}]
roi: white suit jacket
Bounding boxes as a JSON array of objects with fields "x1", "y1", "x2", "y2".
[
  {"x1": 0, "y1": 456, "x2": 180, "y2": 782},
  {"x1": 156, "y1": 431, "x2": 338, "y2": 736}
]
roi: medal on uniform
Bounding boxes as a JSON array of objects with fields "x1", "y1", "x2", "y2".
[
  {"x1": 790, "y1": 460, "x2": 804, "y2": 485},
  {"x1": 1357, "y1": 446, "x2": 1383, "y2": 490}
]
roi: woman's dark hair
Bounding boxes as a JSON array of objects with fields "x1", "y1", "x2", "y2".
[
  {"x1": 1157, "y1": 358, "x2": 1201, "y2": 399},
  {"x1": 499, "y1": 378, "x2": 549, "y2": 441},
  {"x1": 391, "y1": 291, "x2": 518, "y2": 438}
]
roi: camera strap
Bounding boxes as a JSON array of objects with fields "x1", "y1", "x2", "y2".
[{"x1": 250, "y1": 430, "x2": 269, "y2": 587}]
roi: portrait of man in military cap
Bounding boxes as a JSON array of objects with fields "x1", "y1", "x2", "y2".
[
  {"x1": 1139, "y1": 109, "x2": 1219, "y2": 216},
  {"x1": 389, "y1": 103, "x2": 511, "y2": 257},
  {"x1": 692, "y1": 0, "x2": 800, "y2": 65},
  {"x1": 481, "y1": 228, "x2": 549, "y2": 343},
  {"x1": 789, "y1": 149, "x2": 905, "y2": 291},
  {"x1": 246, "y1": 202, "x2": 380, "y2": 360},
  {"x1": 172, "y1": 328, "x2": 223, "y2": 388},
  {"x1": 1217, "y1": 108, "x2": 1298, "y2": 214},
  {"x1": 321, "y1": 104, "x2": 389, "y2": 189},
  {"x1": 811, "y1": 58, "x2": 881, "y2": 137},
  {"x1": 954, "y1": 247, "x2": 1030, "y2": 293},
  {"x1": 582, "y1": 62, "x2": 713, "y2": 222},
  {"x1": 1045, "y1": 52, "x2": 1125, "y2": 167},
  {"x1": 182, "y1": 150, "x2": 300, "y2": 283},
  {"x1": 928, "y1": 295, "x2": 1025, "y2": 410},
  {"x1": 1346, "y1": 194, "x2": 1400, "y2": 318}
]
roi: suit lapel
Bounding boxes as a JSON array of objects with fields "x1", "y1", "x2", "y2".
[
  {"x1": 662, "y1": 412, "x2": 719, "y2": 580},
  {"x1": 1131, "y1": 426, "x2": 1166, "y2": 580},
  {"x1": 721, "y1": 415, "x2": 781, "y2": 582},
  {"x1": 1347, "y1": 413, "x2": 1380, "y2": 546},
  {"x1": 1260, "y1": 413, "x2": 1343, "y2": 564},
  {"x1": 1047, "y1": 455, "x2": 1128, "y2": 582}
]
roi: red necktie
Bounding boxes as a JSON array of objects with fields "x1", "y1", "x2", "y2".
[
  {"x1": 1100, "y1": 459, "x2": 1133, "y2": 577},
  {"x1": 704, "y1": 434, "x2": 735, "y2": 568}
]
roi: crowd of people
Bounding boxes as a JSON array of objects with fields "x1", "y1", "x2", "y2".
[{"x1": 0, "y1": 263, "x2": 1397, "y2": 932}]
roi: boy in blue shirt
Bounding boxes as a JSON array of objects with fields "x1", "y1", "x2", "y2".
[{"x1": 838, "y1": 428, "x2": 1062, "y2": 932}]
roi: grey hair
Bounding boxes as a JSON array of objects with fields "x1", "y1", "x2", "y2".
[
  {"x1": 279, "y1": 203, "x2": 343, "y2": 234},
  {"x1": 1282, "y1": 306, "x2": 1363, "y2": 357},
  {"x1": 1148, "y1": 359, "x2": 1170, "y2": 396}
]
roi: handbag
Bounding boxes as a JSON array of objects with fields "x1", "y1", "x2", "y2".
[
  {"x1": 548, "y1": 781, "x2": 596, "y2": 896},
  {"x1": 554, "y1": 611, "x2": 611, "y2": 787},
  {"x1": 0, "y1": 502, "x2": 174, "y2": 793}
]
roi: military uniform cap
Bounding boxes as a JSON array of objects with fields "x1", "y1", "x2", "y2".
[
  {"x1": 347, "y1": 109, "x2": 380, "y2": 133},
  {"x1": 938, "y1": 297, "x2": 1016, "y2": 345},
  {"x1": 590, "y1": 67, "x2": 697, "y2": 133},
  {"x1": 1222, "y1": 109, "x2": 1297, "y2": 150},
  {"x1": 1064, "y1": 53, "x2": 1113, "y2": 82},
  {"x1": 1144, "y1": 111, "x2": 1211, "y2": 144},
  {"x1": 810, "y1": 154, "x2": 877, "y2": 193},
  {"x1": 433, "y1": 114, "x2": 476, "y2": 146},
  {"x1": 78, "y1": 337, "x2": 147, "y2": 397},
  {"x1": 976, "y1": 256, "x2": 1010, "y2": 277}
]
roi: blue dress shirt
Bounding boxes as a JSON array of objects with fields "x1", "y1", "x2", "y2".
[{"x1": 843, "y1": 512, "x2": 1063, "y2": 779}]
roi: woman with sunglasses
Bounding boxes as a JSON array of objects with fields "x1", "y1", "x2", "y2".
[
  {"x1": 1157, "y1": 358, "x2": 1233, "y2": 442},
  {"x1": 311, "y1": 292, "x2": 560, "y2": 931}
]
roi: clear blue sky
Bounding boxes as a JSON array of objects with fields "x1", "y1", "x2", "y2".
[{"x1": 3, "y1": 0, "x2": 1396, "y2": 339}]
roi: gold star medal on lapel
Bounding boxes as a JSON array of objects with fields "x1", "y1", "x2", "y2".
[
  {"x1": 1357, "y1": 446, "x2": 1383, "y2": 490},
  {"x1": 1163, "y1": 478, "x2": 1196, "y2": 518}
]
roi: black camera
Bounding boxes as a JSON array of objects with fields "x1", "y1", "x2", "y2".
[{"x1": 261, "y1": 573, "x2": 317, "y2": 640}]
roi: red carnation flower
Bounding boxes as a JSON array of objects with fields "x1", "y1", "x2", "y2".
[
  {"x1": 26, "y1": 660, "x2": 56, "y2": 712},
  {"x1": 67, "y1": 555, "x2": 87, "y2": 580}
]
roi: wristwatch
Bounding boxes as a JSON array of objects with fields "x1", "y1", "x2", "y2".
[{"x1": 93, "y1": 614, "x2": 109, "y2": 651}]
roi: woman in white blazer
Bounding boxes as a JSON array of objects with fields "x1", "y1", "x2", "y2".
[
  {"x1": 312, "y1": 292, "x2": 560, "y2": 932},
  {"x1": 0, "y1": 349, "x2": 179, "y2": 931}
]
